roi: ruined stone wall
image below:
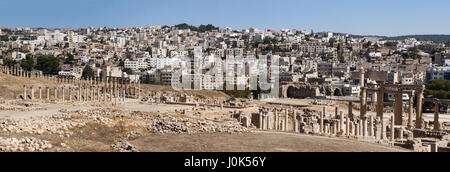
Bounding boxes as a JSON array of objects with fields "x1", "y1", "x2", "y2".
[{"x1": 282, "y1": 84, "x2": 320, "y2": 98}]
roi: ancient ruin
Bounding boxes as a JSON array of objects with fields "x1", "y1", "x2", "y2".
[{"x1": 0, "y1": 65, "x2": 449, "y2": 152}]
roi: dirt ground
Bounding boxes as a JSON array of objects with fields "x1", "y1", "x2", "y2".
[
  {"x1": 0, "y1": 100, "x2": 410, "y2": 152},
  {"x1": 131, "y1": 132, "x2": 410, "y2": 152}
]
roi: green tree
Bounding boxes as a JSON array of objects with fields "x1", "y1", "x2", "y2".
[
  {"x1": 384, "y1": 42, "x2": 395, "y2": 47},
  {"x1": 20, "y1": 54, "x2": 35, "y2": 71},
  {"x1": 81, "y1": 65, "x2": 95, "y2": 79},
  {"x1": 10, "y1": 36, "x2": 17, "y2": 41},
  {"x1": 3, "y1": 58, "x2": 17, "y2": 66},
  {"x1": 0, "y1": 36, "x2": 8, "y2": 42},
  {"x1": 65, "y1": 53, "x2": 75, "y2": 64},
  {"x1": 425, "y1": 79, "x2": 450, "y2": 99},
  {"x1": 36, "y1": 55, "x2": 60, "y2": 75},
  {"x1": 329, "y1": 38, "x2": 336, "y2": 46}
]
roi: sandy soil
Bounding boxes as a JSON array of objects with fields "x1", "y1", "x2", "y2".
[{"x1": 131, "y1": 132, "x2": 410, "y2": 152}]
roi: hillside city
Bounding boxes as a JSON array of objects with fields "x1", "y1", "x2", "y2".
[
  {"x1": 0, "y1": 24, "x2": 450, "y2": 153},
  {"x1": 1, "y1": 25, "x2": 449, "y2": 100}
]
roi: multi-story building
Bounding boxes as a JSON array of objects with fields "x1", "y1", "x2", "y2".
[
  {"x1": 124, "y1": 58, "x2": 148, "y2": 71},
  {"x1": 426, "y1": 67, "x2": 450, "y2": 81}
]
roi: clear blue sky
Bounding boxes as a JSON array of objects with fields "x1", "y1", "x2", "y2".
[{"x1": 1, "y1": 0, "x2": 449, "y2": 36}]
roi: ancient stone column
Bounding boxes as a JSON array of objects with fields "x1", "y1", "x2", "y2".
[
  {"x1": 293, "y1": 110, "x2": 298, "y2": 132},
  {"x1": 340, "y1": 111, "x2": 345, "y2": 133},
  {"x1": 97, "y1": 86, "x2": 101, "y2": 102},
  {"x1": 61, "y1": 86, "x2": 65, "y2": 102},
  {"x1": 285, "y1": 109, "x2": 289, "y2": 131},
  {"x1": 115, "y1": 87, "x2": 119, "y2": 104},
  {"x1": 103, "y1": 87, "x2": 107, "y2": 102},
  {"x1": 336, "y1": 121, "x2": 341, "y2": 135},
  {"x1": 138, "y1": 81, "x2": 141, "y2": 98},
  {"x1": 376, "y1": 117, "x2": 382, "y2": 140},
  {"x1": 274, "y1": 109, "x2": 278, "y2": 130},
  {"x1": 355, "y1": 123, "x2": 360, "y2": 136},
  {"x1": 109, "y1": 87, "x2": 112, "y2": 102},
  {"x1": 381, "y1": 118, "x2": 387, "y2": 140},
  {"x1": 434, "y1": 101, "x2": 441, "y2": 131},
  {"x1": 85, "y1": 86, "x2": 88, "y2": 102},
  {"x1": 376, "y1": 87, "x2": 385, "y2": 119},
  {"x1": 39, "y1": 87, "x2": 42, "y2": 100},
  {"x1": 390, "y1": 115, "x2": 395, "y2": 142},
  {"x1": 360, "y1": 68, "x2": 367, "y2": 118},
  {"x1": 359, "y1": 119, "x2": 363, "y2": 137},
  {"x1": 335, "y1": 107, "x2": 339, "y2": 118},
  {"x1": 30, "y1": 86, "x2": 34, "y2": 100},
  {"x1": 23, "y1": 85, "x2": 27, "y2": 100},
  {"x1": 408, "y1": 94, "x2": 414, "y2": 128},
  {"x1": 369, "y1": 116, "x2": 374, "y2": 137},
  {"x1": 416, "y1": 86, "x2": 425, "y2": 129},
  {"x1": 54, "y1": 87, "x2": 58, "y2": 100},
  {"x1": 320, "y1": 107, "x2": 325, "y2": 133},
  {"x1": 363, "y1": 118, "x2": 368, "y2": 137},
  {"x1": 259, "y1": 110, "x2": 263, "y2": 129},
  {"x1": 69, "y1": 87, "x2": 72, "y2": 102},
  {"x1": 91, "y1": 86, "x2": 95, "y2": 101},
  {"x1": 351, "y1": 122, "x2": 355, "y2": 136},
  {"x1": 46, "y1": 87, "x2": 50, "y2": 100},
  {"x1": 346, "y1": 114, "x2": 350, "y2": 136},
  {"x1": 324, "y1": 123, "x2": 329, "y2": 134},
  {"x1": 122, "y1": 87, "x2": 125, "y2": 102},
  {"x1": 394, "y1": 88, "x2": 403, "y2": 126},
  {"x1": 348, "y1": 101, "x2": 354, "y2": 120}
]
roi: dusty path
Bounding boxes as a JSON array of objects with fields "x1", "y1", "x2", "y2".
[
  {"x1": 0, "y1": 103, "x2": 98, "y2": 119},
  {"x1": 131, "y1": 131, "x2": 410, "y2": 152}
]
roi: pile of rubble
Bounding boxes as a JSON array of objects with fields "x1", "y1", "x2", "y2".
[
  {"x1": 0, "y1": 137, "x2": 52, "y2": 152},
  {"x1": 111, "y1": 141, "x2": 138, "y2": 152},
  {"x1": 144, "y1": 114, "x2": 250, "y2": 134},
  {"x1": 0, "y1": 108, "x2": 250, "y2": 138},
  {"x1": 0, "y1": 109, "x2": 119, "y2": 137}
]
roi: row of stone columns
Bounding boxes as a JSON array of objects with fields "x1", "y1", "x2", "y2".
[
  {"x1": 374, "y1": 85, "x2": 425, "y2": 129},
  {"x1": 257, "y1": 106, "x2": 398, "y2": 142},
  {"x1": 1, "y1": 66, "x2": 44, "y2": 78},
  {"x1": 259, "y1": 107, "x2": 300, "y2": 132},
  {"x1": 22, "y1": 84, "x2": 136, "y2": 103},
  {"x1": 2, "y1": 65, "x2": 142, "y2": 100}
]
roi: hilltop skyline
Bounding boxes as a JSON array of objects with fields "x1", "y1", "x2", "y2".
[{"x1": 1, "y1": 0, "x2": 450, "y2": 36}]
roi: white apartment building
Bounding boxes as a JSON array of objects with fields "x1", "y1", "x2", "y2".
[
  {"x1": 38, "y1": 30, "x2": 65, "y2": 43},
  {"x1": 113, "y1": 37, "x2": 126, "y2": 48},
  {"x1": 148, "y1": 58, "x2": 180, "y2": 70},
  {"x1": 124, "y1": 58, "x2": 148, "y2": 71}
]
